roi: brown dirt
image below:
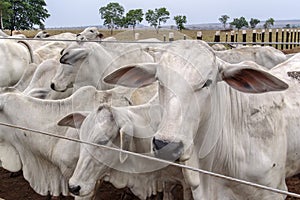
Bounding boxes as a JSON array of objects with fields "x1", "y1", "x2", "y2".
[{"x1": 1, "y1": 167, "x2": 300, "y2": 200}]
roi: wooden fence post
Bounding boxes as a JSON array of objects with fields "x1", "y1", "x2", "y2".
[
  {"x1": 275, "y1": 29, "x2": 279, "y2": 49},
  {"x1": 169, "y1": 32, "x2": 174, "y2": 42},
  {"x1": 231, "y1": 31, "x2": 235, "y2": 43},
  {"x1": 281, "y1": 29, "x2": 285, "y2": 50},
  {"x1": 286, "y1": 29, "x2": 290, "y2": 49},
  {"x1": 196, "y1": 31, "x2": 202, "y2": 40},
  {"x1": 290, "y1": 30, "x2": 294, "y2": 49},
  {"x1": 134, "y1": 33, "x2": 139, "y2": 40},
  {"x1": 214, "y1": 31, "x2": 220, "y2": 42},
  {"x1": 261, "y1": 29, "x2": 265, "y2": 46},
  {"x1": 252, "y1": 30, "x2": 257, "y2": 45},
  {"x1": 268, "y1": 29, "x2": 272, "y2": 47},
  {"x1": 225, "y1": 32, "x2": 228, "y2": 42},
  {"x1": 163, "y1": 34, "x2": 166, "y2": 42},
  {"x1": 294, "y1": 29, "x2": 297, "y2": 48},
  {"x1": 235, "y1": 31, "x2": 238, "y2": 42},
  {"x1": 298, "y1": 30, "x2": 300, "y2": 46},
  {"x1": 242, "y1": 30, "x2": 247, "y2": 46}
]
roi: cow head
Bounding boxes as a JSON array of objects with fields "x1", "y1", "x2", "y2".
[
  {"x1": 34, "y1": 30, "x2": 50, "y2": 39},
  {"x1": 58, "y1": 105, "x2": 137, "y2": 196},
  {"x1": 76, "y1": 27, "x2": 103, "y2": 41},
  {"x1": 103, "y1": 40, "x2": 288, "y2": 162},
  {"x1": 50, "y1": 46, "x2": 89, "y2": 92},
  {"x1": 58, "y1": 102, "x2": 165, "y2": 196}
]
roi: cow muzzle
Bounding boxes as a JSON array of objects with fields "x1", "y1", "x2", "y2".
[
  {"x1": 68, "y1": 184, "x2": 81, "y2": 196},
  {"x1": 152, "y1": 137, "x2": 184, "y2": 161}
]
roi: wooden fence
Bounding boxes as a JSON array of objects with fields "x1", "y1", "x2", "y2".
[{"x1": 200, "y1": 29, "x2": 300, "y2": 50}]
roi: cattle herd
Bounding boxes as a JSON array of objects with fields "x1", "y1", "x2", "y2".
[{"x1": 0, "y1": 27, "x2": 300, "y2": 200}]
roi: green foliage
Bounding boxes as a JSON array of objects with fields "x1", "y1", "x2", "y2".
[
  {"x1": 0, "y1": 0, "x2": 12, "y2": 29},
  {"x1": 173, "y1": 15, "x2": 187, "y2": 31},
  {"x1": 145, "y1": 7, "x2": 170, "y2": 33},
  {"x1": 1, "y1": 0, "x2": 50, "y2": 31},
  {"x1": 125, "y1": 9, "x2": 143, "y2": 30},
  {"x1": 99, "y1": 2, "x2": 124, "y2": 34},
  {"x1": 263, "y1": 18, "x2": 275, "y2": 29},
  {"x1": 218, "y1": 15, "x2": 230, "y2": 29},
  {"x1": 249, "y1": 18, "x2": 260, "y2": 29},
  {"x1": 230, "y1": 17, "x2": 248, "y2": 30}
]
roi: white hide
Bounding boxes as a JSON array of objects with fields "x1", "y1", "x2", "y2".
[
  {"x1": 0, "y1": 86, "x2": 130, "y2": 197},
  {"x1": 51, "y1": 41, "x2": 154, "y2": 92},
  {"x1": 76, "y1": 27, "x2": 103, "y2": 41},
  {"x1": 59, "y1": 103, "x2": 191, "y2": 200},
  {"x1": 23, "y1": 59, "x2": 73, "y2": 99},
  {"x1": 215, "y1": 46, "x2": 287, "y2": 69},
  {"x1": 103, "y1": 40, "x2": 297, "y2": 199},
  {"x1": 0, "y1": 40, "x2": 33, "y2": 87}
]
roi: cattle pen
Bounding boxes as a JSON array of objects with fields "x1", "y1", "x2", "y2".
[{"x1": 0, "y1": 33, "x2": 300, "y2": 200}]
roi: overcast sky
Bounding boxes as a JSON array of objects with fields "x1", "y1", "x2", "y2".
[{"x1": 44, "y1": 0, "x2": 300, "y2": 28}]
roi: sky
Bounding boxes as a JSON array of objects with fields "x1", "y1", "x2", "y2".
[{"x1": 44, "y1": 0, "x2": 300, "y2": 28}]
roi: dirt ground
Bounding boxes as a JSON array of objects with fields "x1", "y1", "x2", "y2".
[{"x1": 1, "y1": 168, "x2": 300, "y2": 200}]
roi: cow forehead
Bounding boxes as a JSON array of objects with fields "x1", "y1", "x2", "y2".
[
  {"x1": 80, "y1": 107, "x2": 116, "y2": 140},
  {"x1": 158, "y1": 42, "x2": 216, "y2": 86}
]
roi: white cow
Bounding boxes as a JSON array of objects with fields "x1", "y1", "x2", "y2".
[
  {"x1": 23, "y1": 59, "x2": 73, "y2": 99},
  {"x1": 34, "y1": 30, "x2": 50, "y2": 39},
  {"x1": 0, "y1": 86, "x2": 130, "y2": 198},
  {"x1": 102, "y1": 40, "x2": 300, "y2": 199},
  {"x1": 32, "y1": 27, "x2": 102, "y2": 64},
  {"x1": 50, "y1": 41, "x2": 154, "y2": 92},
  {"x1": 76, "y1": 27, "x2": 103, "y2": 41},
  {"x1": 13, "y1": 62, "x2": 38, "y2": 91},
  {"x1": 215, "y1": 46, "x2": 287, "y2": 69},
  {"x1": 0, "y1": 40, "x2": 34, "y2": 87},
  {"x1": 58, "y1": 103, "x2": 192, "y2": 200}
]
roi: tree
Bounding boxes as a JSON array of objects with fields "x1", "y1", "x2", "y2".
[
  {"x1": 173, "y1": 15, "x2": 187, "y2": 31},
  {"x1": 145, "y1": 7, "x2": 170, "y2": 33},
  {"x1": 125, "y1": 9, "x2": 143, "y2": 32},
  {"x1": 218, "y1": 15, "x2": 230, "y2": 29},
  {"x1": 249, "y1": 18, "x2": 260, "y2": 29},
  {"x1": 230, "y1": 17, "x2": 248, "y2": 30},
  {"x1": 99, "y1": 2, "x2": 124, "y2": 35},
  {"x1": 263, "y1": 18, "x2": 274, "y2": 29},
  {"x1": 2, "y1": 0, "x2": 50, "y2": 33},
  {"x1": 0, "y1": 0, "x2": 11, "y2": 29}
]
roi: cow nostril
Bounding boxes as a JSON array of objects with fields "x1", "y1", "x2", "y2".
[
  {"x1": 153, "y1": 138, "x2": 184, "y2": 161},
  {"x1": 153, "y1": 137, "x2": 169, "y2": 150},
  {"x1": 50, "y1": 82, "x2": 55, "y2": 90},
  {"x1": 68, "y1": 185, "x2": 81, "y2": 195}
]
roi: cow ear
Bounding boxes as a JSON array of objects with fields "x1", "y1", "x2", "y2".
[
  {"x1": 119, "y1": 125, "x2": 133, "y2": 163},
  {"x1": 103, "y1": 63, "x2": 158, "y2": 88},
  {"x1": 220, "y1": 65, "x2": 288, "y2": 93},
  {"x1": 57, "y1": 112, "x2": 89, "y2": 129}
]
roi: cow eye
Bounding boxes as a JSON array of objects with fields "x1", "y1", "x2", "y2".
[
  {"x1": 97, "y1": 139, "x2": 109, "y2": 145},
  {"x1": 202, "y1": 79, "x2": 212, "y2": 88},
  {"x1": 90, "y1": 30, "x2": 94, "y2": 33}
]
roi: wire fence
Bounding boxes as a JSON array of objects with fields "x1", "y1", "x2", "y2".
[{"x1": 0, "y1": 121, "x2": 300, "y2": 198}]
